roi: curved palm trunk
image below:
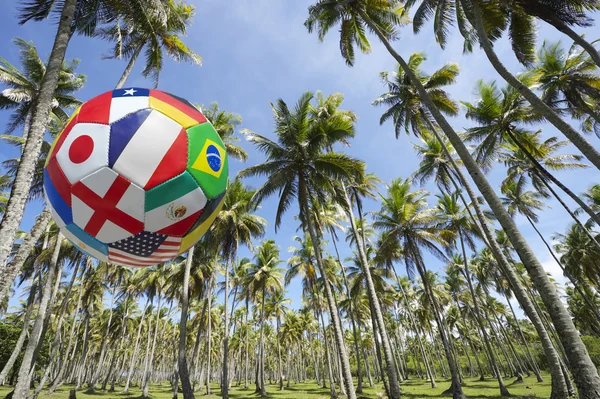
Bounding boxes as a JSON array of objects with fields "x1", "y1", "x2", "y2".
[
  {"x1": 0, "y1": 282, "x2": 36, "y2": 385},
  {"x1": 12, "y1": 233, "x2": 63, "y2": 399},
  {"x1": 463, "y1": 0, "x2": 600, "y2": 170},
  {"x1": 504, "y1": 128, "x2": 600, "y2": 227},
  {"x1": 342, "y1": 184, "x2": 401, "y2": 398},
  {"x1": 115, "y1": 42, "x2": 144, "y2": 90},
  {"x1": 179, "y1": 248, "x2": 196, "y2": 399},
  {"x1": 258, "y1": 285, "x2": 267, "y2": 397},
  {"x1": 459, "y1": 231, "x2": 510, "y2": 396},
  {"x1": 123, "y1": 300, "x2": 150, "y2": 393},
  {"x1": 358, "y1": 6, "x2": 589, "y2": 391},
  {"x1": 542, "y1": 13, "x2": 600, "y2": 69},
  {"x1": 330, "y1": 229, "x2": 364, "y2": 393},
  {"x1": 0, "y1": 208, "x2": 51, "y2": 303},
  {"x1": 315, "y1": 301, "x2": 338, "y2": 397},
  {"x1": 0, "y1": 0, "x2": 77, "y2": 277},
  {"x1": 299, "y1": 179, "x2": 356, "y2": 399}
]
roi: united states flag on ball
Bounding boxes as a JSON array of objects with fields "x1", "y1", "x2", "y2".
[{"x1": 43, "y1": 88, "x2": 228, "y2": 267}]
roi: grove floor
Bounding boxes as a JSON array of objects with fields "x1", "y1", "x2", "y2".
[{"x1": 0, "y1": 374, "x2": 551, "y2": 399}]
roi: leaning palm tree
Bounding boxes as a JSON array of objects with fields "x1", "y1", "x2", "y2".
[
  {"x1": 532, "y1": 40, "x2": 600, "y2": 137},
  {"x1": 0, "y1": 38, "x2": 85, "y2": 138},
  {"x1": 240, "y1": 91, "x2": 363, "y2": 399},
  {"x1": 405, "y1": 0, "x2": 600, "y2": 170},
  {"x1": 99, "y1": 0, "x2": 201, "y2": 88},
  {"x1": 304, "y1": 3, "x2": 600, "y2": 391},
  {"x1": 246, "y1": 240, "x2": 285, "y2": 397},
  {"x1": 209, "y1": 178, "x2": 266, "y2": 399},
  {"x1": 374, "y1": 178, "x2": 466, "y2": 398}
]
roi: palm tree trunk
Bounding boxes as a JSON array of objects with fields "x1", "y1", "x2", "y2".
[
  {"x1": 276, "y1": 316, "x2": 283, "y2": 390},
  {"x1": 222, "y1": 258, "x2": 231, "y2": 399},
  {"x1": 49, "y1": 268, "x2": 85, "y2": 394},
  {"x1": 342, "y1": 183, "x2": 401, "y2": 398},
  {"x1": 329, "y1": 228, "x2": 364, "y2": 393},
  {"x1": 299, "y1": 178, "x2": 356, "y2": 399},
  {"x1": 179, "y1": 248, "x2": 196, "y2": 399},
  {"x1": 0, "y1": 208, "x2": 51, "y2": 303},
  {"x1": 425, "y1": 117, "x2": 568, "y2": 396},
  {"x1": 0, "y1": 281, "x2": 36, "y2": 385},
  {"x1": 206, "y1": 276, "x2": 213, "y2": 395},
  {"x1": 316, "y1": 304, "x2": 338, "y2": 398},
  {"x1": 464, "y1": 0, "x2": 600, "y2": 170},
  {"x1": 123, "y1": 300, "x2": 150, "y2": 393},
  {"x1": 12, "y1": 233, "x2": 63, "y2": 399},
  {"x1": 244, "y1": 296, "x2": 250, "y2": 389},
  {"x1": 115, "y1": 42, "x2": 144, "y2": 89},
  {"x1": 363, "y1": 7, "x2": 588, "y2": 390},
  {"x1": 89, "y1": 285, "x2": 116, "y2": 391},
  {"x1": 259, "y1": 285, "x2": 267, "y2": 397},
  {"x1": 504, "y1": 128, "x2": 600, "y2": 227},
  {"x1": 33, "y1": 262, "x2": 81, "y2": 398},
  {"x1": 142, "y1": 295, "x2": 162, "y2": 397},
  {"x1": 459, "y1": 231, "x2": 510, "y2": 396},
  {"x1": 543, "y1": 13, "x2": 600, "y2": 68},
  {"x1": 0, "y1": 0, "x2": 77, "y2": 277}
]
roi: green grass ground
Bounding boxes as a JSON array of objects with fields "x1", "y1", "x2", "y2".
[{"x1": 0, "y1": 374, "x2": 551, "y2": 399}]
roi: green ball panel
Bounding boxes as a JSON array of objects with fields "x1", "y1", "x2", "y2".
[{"x1": 186, "y1": 122, "x2": 228, "y2": 199}]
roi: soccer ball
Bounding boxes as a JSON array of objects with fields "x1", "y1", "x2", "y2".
[{"x1": 43, "y1": 88, "x2": 228, "y2": 267}]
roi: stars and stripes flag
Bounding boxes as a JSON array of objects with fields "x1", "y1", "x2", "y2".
[{"x1": 108, "y1": 232, "x2": 181, "y2": 267}]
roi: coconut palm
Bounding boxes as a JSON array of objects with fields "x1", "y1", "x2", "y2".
[
  {"x1": 462, "y1": 79, "x2": 600, "y2": 226},
  {"x1": 209, "y1": 178, "x2": 266, "y2": 399},
  {"x1": 246, "y1": 240, "x2": 285, "y2": 397},
  {"x1": 0, "y1": 38, "x2": 85, "y2": 137},
  {"x1": 265, "y1": 290, "x2": 291, "y2": 390},
  {"x1": 404, "y1": 0, "x2": 600, "y2": 170},
  {"x1": 533, "y1": 41, "x2": 600, "y2": 137},
  {"x1": 99, "y1": 0, "x2": 201, "y2": 88},
  {"x1": 240, "y1": 91, "x2": 364, "y2": 398},
  {"x1": 373, "y1": 178, "x2": 466, "y2": 397}
]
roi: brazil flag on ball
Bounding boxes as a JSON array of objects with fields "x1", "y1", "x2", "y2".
[{"x1": 187, "y1": 123, "x2": 228, "y2": 199}]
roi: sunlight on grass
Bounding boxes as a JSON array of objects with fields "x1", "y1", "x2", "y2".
[{"x1": 0, "y1": 374, "x2": 551, "y2": 399}]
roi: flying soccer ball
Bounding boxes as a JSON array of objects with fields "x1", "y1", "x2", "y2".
[{"x1": 43, "y1": 88, "x2": 228, "y2": 267}]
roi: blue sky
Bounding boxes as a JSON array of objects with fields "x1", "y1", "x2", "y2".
[{"x1": 1, "y1": 1, "x2": 598, "y2": 314}]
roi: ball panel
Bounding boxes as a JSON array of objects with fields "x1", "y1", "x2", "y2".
[
  {"x1": 77, "y1": 91, "x2": 112, "y2": 124},
  {"x1": 108, "y1": 88, "x2": 150, "y2": 124},
  {"x1": 108, "y1": 232, "x2": 181, "y2": 267},
  {"x1": 45, "y1": 157, "x2": 72, "y2": 207},
  {"x1": 55, "y1": 123, "x2": 110, "y2": 184},
  {"x1": 63, "y1": 223, "x2": 109, "y2": 262},
  {"x1": 43, "y1": 168, "x2": 72, "y2": 227},
  {"x1": 108, "y1": 108, "x2": 153, "y2": 167},
  {"x1": 143, "y1": 128, "x2": 188, "y2": 190},
  {"x1": 149, "y1": 90, "x2": 207, "y2": 128},
  {"x1": 45, "y1": 107, "x2": 80, "y2": 167},
  {"x1": 71, "y1": 167, "x2": 145, "y2": 243},
  {"x1": 186, "y1": 123, "x2": 228, "y2": 199},
  {"x1": 179, "y1": 193, "x2": 226, "y2": 254},
  {"x1": 110, "y1": 110, "x2": 184, "y2": 188}
]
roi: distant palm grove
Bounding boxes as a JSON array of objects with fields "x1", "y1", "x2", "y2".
[{"x1": 1, "y1": 1, "x2": 600, "y2": 399}]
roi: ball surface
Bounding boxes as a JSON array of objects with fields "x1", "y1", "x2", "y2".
[{"x1": 43, "y1": 87, "x2": 228, "y2": 267}]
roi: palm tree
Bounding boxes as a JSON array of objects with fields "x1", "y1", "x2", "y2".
[
  {"x1": 246, "y1": 240, "x2": 285, "y2": 397},
  {"x1": 374, "y1": 178, "x2": 466, "y2": 398},
  {"x1": 306, "y1": 1, "x2": 599, "y2": 387},
  {"x1": 533, "y1": 40, "x2": 600, "y2": 136},
  {"x1": 209, "y1": 178, "x2": 266, "y2": 399},
  {"x1": 99, "y1": 0, "x2": 201, "y2": 88},
  {"x1": 0, "y1": 38, "x2": 85, "y2": 138},
  {"x1": 405, "y1": 0, "x2": 600, "y2": 170},
  {"x1": 265, "y1": 290, "x2": 291, "y2": 390},
  {"x1": 462, "y1": 79, "x2": 600, "y2": 226},
  {"x1": 200, "y1": 102, "x2": 248, "y2": 161},
  {"x1": 240, "y1": 91, "x2": 363, "y2": 399},
  {"x1": 376, "y1": 50, "x2": 569, "y2": 396}
]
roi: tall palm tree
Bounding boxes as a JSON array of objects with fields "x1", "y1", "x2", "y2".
[
  {"x1": 405, "y1": 0, "x2": 600, "y2": 170},
  {"x1": 265, "y1": 289, "x2": 291, "y2": 390},
  {"x1": 209, "y1": 178, "x2": 266, "y2": 399},
  {"x1": 305, "y1": 2, "x2": 600, "y2": 390},
  {"x1": 246, "y1": 240, "x2": 285, "y2": 397},
  {"x1": 532, "y1": 40, "x2": 600, "y2": 137},
  {"x1": 0, "y1": 38, "x2": 85, "y2": 138},
  {"x1": 240, "y1": 91, "x2": 363, "y2": 399},
  {"x1": 462, "y1": 79, "x2": 600, "y2": 226},
  {"x1": 374, "y1": 178, "x2": 465, "y2": 398},
  {"x1": 99, "y1": 0, "x2": 201, "y2": 88}
]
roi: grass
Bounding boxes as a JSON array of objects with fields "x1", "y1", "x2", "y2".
[{"x1": 0, "y1": 374, "x2": 551, "y2": 399}]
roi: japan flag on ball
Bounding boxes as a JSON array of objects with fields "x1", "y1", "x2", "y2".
[{"x1": 56, "y1": 123, "x2": 110, "y2": 184}]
